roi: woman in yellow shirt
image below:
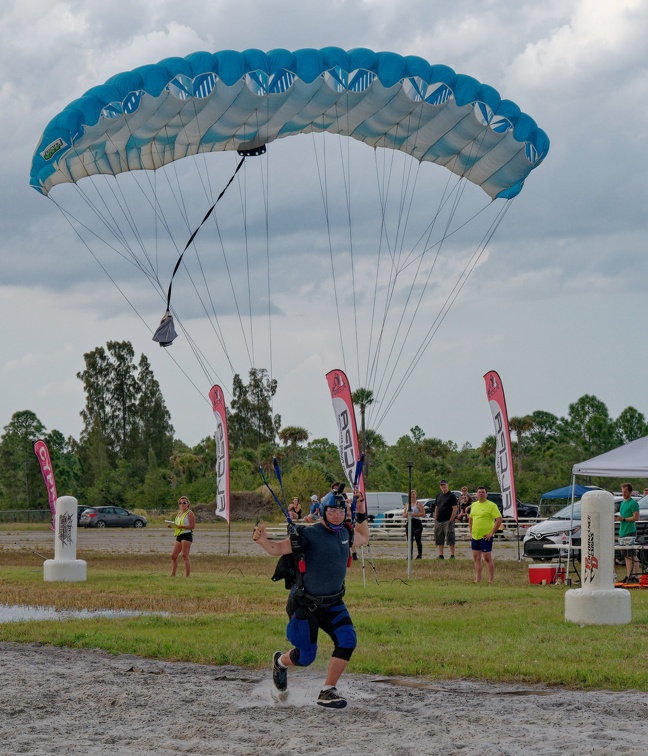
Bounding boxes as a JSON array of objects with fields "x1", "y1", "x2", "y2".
[{"x1": 168, "y1": 496, "x2": 196, "y2": 577}]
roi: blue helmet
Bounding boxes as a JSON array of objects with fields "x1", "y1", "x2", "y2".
[{"x1": 320, "y1": 491, "x2": 348, "y2": 532}]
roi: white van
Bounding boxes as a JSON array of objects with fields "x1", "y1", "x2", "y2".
[{"x1": 365, "y1": 492, "x2": 409, "y2": 521}]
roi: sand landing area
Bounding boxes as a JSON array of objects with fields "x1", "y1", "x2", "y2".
[{"x1": 1, "y1": 642, "x2": 648, "y2": 755}]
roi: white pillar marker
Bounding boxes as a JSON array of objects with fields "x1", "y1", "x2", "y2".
[
  {"x1": 43, "y1": 496, "x2": 87, "y2": 582},
  {"x1": 565, "y1": 489, "x2": 631, "y2": 625}
]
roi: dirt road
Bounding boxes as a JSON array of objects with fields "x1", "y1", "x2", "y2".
[{"x1": 0, "y1": 523, "x2": 525, "y2": 560}]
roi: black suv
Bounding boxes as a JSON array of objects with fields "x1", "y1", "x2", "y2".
[{"x1": 482, "y1": 493, "x2": 539, "y2": 520}]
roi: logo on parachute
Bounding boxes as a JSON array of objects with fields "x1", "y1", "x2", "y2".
[{"x1": 41, "y1": 137, "x2": 66, "y2": 162}]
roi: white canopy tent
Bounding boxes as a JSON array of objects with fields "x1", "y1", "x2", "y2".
[
  {"x1": 572, "y1": 435, "x2": 648, "y2": 478},
  {"x1": 565, "y1": 436, "x2": 648, "y2": 577}
]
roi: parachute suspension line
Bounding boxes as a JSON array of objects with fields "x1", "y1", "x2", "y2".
[
  {"x1": 366, "y1": 126, "x2": 497, "y2": 429},
  {"x1": 54, "y1": 187, "x2": 163, "y2": 293},
  {"x1": 50, "y1": 142, "x2": 232, "y2": 394},
  {"x1": 368, "y1": 167, "x2": 468, "y2": 419},
  {"x1": 311, "y1": 127, "x2": 348, "y2": 375},
  {"x1": 51, "y1": 197, "x2": 215, "y2": 404},
  {"x1": 334, "y1": 100, "x2": 361, "y2": 383},
  {"x1": 258, "y1": 106, "x2": 275, "y2": 416},
  {"x1": 363, "y1": 141, "x2": 401, "y2": 391},
  {"x1": 134, "y1": 133, "x2": 237, "y2": 376},
  {"x1": 237, "y1": 156, "x2": 255, "y2": 369},
  {"x1": 99, "y1": 128, "x2": 178, "y2": 286},
  {"x1": 369, "y1": 122, "x2": 494, "y2": 428},
  {"x1": 364, "y1": 132, "x2": 429, "y2": 397},
  {"x1": 372, "y1": 200, "x2": 513, "y2": 430},
  {"x1": 363, "y1": 148, "x2": 392, "y2": 389},
  {"x1": 58, "y1": 140, "x2": 151, "y2": 274},
  {"x1": 367, "y1": 130, "x2": 425, "y2": 391},
  {"x1": 397, "y1": 201, "x2": 493, "y2": 275}
]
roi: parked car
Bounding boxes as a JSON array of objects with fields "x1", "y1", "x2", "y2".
[
  {"x1": 77, "y1": 505, "x2": 89, "y2": 524},
  {"x1": 79, "y1": 506, "x2": 147, "y2": 528},
  {"x1": 365, "y1": 492, "x2": 408, "y2": 522},
  {"x1": 523, "y1": 496, "x2": 648, "y2": 561}
]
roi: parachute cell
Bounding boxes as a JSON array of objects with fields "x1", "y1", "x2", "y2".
[{"x1": 30, "y1": 47, "x2": 549, "y2": 200}]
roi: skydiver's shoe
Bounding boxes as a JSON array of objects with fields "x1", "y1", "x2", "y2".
[
  {"x1": 272, "y1": 652, "x2": 287, "y2": 692},
  {"x1": 317, "y1": 687, "x2": 347, "y2": 709}
]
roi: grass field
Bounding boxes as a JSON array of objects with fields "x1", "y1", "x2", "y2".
[{"x1": 1, "y1": 545, "x2": 647, "y2": 691}]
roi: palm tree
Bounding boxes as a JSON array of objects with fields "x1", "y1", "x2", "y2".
[
  {"x1": 363, "y1": 428, "x2": 386, "y2": 487},
  {"x1": 508, "y1": 415, "x2": 534, "y2": 476},
  {"x1": 351, "y1": 387, "x2": 374, "y2": 458},
  {"x1": 278, "y1": 425, "x2": 310, "y2": 462}
]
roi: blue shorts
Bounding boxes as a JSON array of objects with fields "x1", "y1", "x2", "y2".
[{"x1": 471, "y1": 537, "x2": 493, "y2": 553}]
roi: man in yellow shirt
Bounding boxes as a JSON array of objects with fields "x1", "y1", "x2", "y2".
[{"x1": 469, "y1": 487, "x2": 502, "y2": 584}]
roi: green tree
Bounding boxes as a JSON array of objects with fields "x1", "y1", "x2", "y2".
[
  {"x1": 137, "y1": 354, "x2": 174, "y2": 464},
  {"x1": 615, "y1": 406, "x2": 648, "y2": 444},
  {"x1": 508, "y1": 415, "x2": 533, "y2": 475},
  {"x1": 525, "y1": 410, "x2": 561, "y2": 451},
  {"x1": 0, "y1": 411, "x2": 47, "y2": 508},
  {"x1": 228, "y1": 368, "x2": 281, "y2": 449},
  {"x1": 77, "y1": 341, "x2": 173, "y2": 499},
  {"x1": 566, "y1": 394, "x2": 617, "y2": 455},
  {"x1": 77, "y1": 341, "x2": 139, "y2": 460},
  {"x1": 283, "y1": 463, "x2": 329, "y2": 503},
  {"x1": 351, "y1": 387, "x2": 374, "y2": 457},
  {"x1": 44, "y1": 429, "x2": 81, "y2": 499},
  {"x1": 77, "y1": 346, "x2": 112, "y2": 458},
  {"x1": 362, "y1": 428, "x2": 386, "y2": 488},
  {"x1": 106, "y1": 340, "x2": 139, "y2": 458}
]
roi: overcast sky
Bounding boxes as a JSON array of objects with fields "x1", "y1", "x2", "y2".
[{"x1": 2, "y1": 0, "x2": 648, "y2": 453}]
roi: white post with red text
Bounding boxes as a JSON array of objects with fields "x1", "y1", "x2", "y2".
[{"x1": 564, "y1": 490, "x2": 630, "y2": 625}]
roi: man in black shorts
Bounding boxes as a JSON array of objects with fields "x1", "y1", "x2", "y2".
[
  {"x1": 253, "y1": 489, "x2": 370, "y2": 709},
  {"x1": 434, "y1": 479, "x2": 458, "y2": 559}
]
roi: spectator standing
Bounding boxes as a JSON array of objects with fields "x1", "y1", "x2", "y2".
[
  {"x1": 469, "y1": 487, "x2": 502, "y2": 584},
  {"x1": 615, "y1": 482, "x2": 641, "y2": 582},
  {"x1": 404, "y1": 489, "x2": 425, "y2": 559},
  {"x1": 456, "y1": 487, "x2": 473, "y2": 523},
  {"x1": 434, "y1": 480, "x2": 458, "y2": 559},
  {"x1": 167, "y1": 496, "x2": 195, "y2": 577}
]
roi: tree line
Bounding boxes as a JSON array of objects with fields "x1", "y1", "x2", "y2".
[{"x1": 1, "y1": 342, "x2": 647, "y2": 512}]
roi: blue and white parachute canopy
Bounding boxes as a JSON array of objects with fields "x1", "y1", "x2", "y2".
[{"x1": 30, "y1": 47, "x2": 549, "y2": 200}]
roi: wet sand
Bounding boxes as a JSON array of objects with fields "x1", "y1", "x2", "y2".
[{"x1": 2, "y1": 642, "x2": 647, "y2": 755}]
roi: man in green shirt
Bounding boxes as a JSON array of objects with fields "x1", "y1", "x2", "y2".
[
  {"x1": 615, "y1": 482, "x2": 640, "y2": 581},
  {"x1": 469, "y1": 487, "x2": 502, "y2": 584}
]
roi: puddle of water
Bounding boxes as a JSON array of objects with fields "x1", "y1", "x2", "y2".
[{"x1": 0, "y1": 603, "x2": 167, "y2": 623}]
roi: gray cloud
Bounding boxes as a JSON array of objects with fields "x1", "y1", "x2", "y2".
[{"x1": 1, "y1": 0, "x2": 647, "y2": 449}]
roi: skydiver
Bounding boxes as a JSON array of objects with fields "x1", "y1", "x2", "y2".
[{"x1": 252, "y1": 489, "x2": 370, "y2": 708}]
